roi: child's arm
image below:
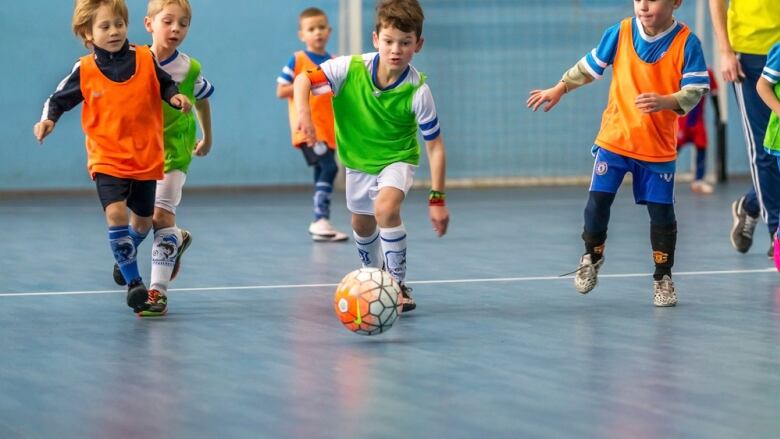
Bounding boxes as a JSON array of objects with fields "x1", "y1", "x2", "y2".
[
  {"x1": 425, "y1": 135, "x2": 449, "y2": 237},
  {"x1": 276, "y1": 56, "x2": 296, "y2": 99},
  {"x1": 193, "y1": 98, "x2": 213, "y2": 157},
  {"x1": 33, "y1": 62, "x2": 84, "y2": 144},
  {"x1": 293, "y1": 73, "x2": 316, "y2": 146},
  {"x1": 276, "y1": 83, "x2": 294, "y2": 99},
  {"x1": 757, "y1": 78, "x2": 780, "y2": 116}
]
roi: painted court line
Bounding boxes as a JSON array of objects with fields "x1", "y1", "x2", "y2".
[{"x1": 0, "y1": 267, "x2": 774, "y2": 298}]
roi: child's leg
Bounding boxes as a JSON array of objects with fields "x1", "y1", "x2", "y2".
[
  {"x1": 313, "y1": 150, "x2": 338, "y2": 221},
  {"x1": 647, "y1": 203, "x2": 676, "y2": 281},
  {"x1": 694, "y1": 146, "x2": 707, "y2": 181},
  {"x1": 583, "y1": 191, "x2": 615, "y2": 263},
  {"x1": 105, "y1": 201, "x2": 142, "y2": 285},
  {"x1": 374, "y1": 187, "x2": 406, "y2": 284},
  {"x1": 149, "y1": 171, "x2": 188, "y2": 295},
  {"x1": 352, "y1": 213, "x2": 382, "y2": 268}
]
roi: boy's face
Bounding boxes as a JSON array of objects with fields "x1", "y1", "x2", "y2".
[
  {"x1": 298, "y1": 15, "x2": 331, "y2": 52},
  {"x1": 87, "y1": 4, "x2": 127, "y2": 52},
  {"x1": 634, "y1": 0, "x2": 681, "y2": 30},
  {"x1": 372, "y1": 25, "x2": 424, "y2": 72},
  {"x1": 144, "y1": 4, "x2": 191, "y2": 52}
]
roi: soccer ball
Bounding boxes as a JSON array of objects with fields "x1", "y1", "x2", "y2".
[{"x1": 333, "y1": 267, "x2": 403, "y2": 335}]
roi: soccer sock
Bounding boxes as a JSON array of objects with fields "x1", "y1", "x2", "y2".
[
  {"x1": 380, "y1": 224, "x2": 407, "y2": 284},
  {"x1": 129, "y1": 225, "x2": 149, "y2": 249},
  {"x1": 583, "y1": 191, "x2": 614, "y2": 263},
  {"x1": 582, "y1": 230, "x2": 607, "y2": 263},
  {"x1": 650, "y1": 222, "x2": 677, "y2": 281},
  {"x1": 313, "y1": 182, "x2": 332, "y2": 220},
  {"x1": 695, "y1": 148, "x2": 706, "y2": 181},
  {"x1": 109, "y1": 226, "x2": 141, "y2": 285},
  {"x1": 354, "y1": 228, "x2": 382, "y2": 269},
  {"x1": 150, "y1": 227, "x2": 182, "y2": 294}
]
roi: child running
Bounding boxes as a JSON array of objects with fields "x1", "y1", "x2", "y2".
[
  {"x1": 294, "y1": 0, "x2": 449, "y2": 312},
  {"x1": 527, "y1": 0, "x2": 709, "y2": 306},
  {"x1": 756, "y1": 41, "x2": 780, "y2": 269},
  {"x1": 122, "y1": 0, "x2": 215, "y2": 316},
  {"x1": 277, "y1": 7, "x2": 348, "y2": 242},
  {"x1": 34, "y1": 0, "x2": 191, "y2": 314}
]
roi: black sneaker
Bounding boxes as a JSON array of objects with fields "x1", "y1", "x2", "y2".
[
  {"x1": 126, "y1": 279, "x2": 149, "y2": 312},
  {"x1": 730, "y1": 196, "x2": 758, "y2": 253},
  {"x1": 113, "y1": 263, "x2": 126, "y2": 286},
  {"x1": 399, "y1": 284, "x2": 416, "y2": 312},
  {"x1": 170, "y1": 229, "x2": 192, "y2": 281},
  {"x1": 137, "y1": 289, "x2": 168, "y2": 317}
]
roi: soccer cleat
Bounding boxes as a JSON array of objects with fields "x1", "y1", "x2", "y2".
[
  {"x1": 399, "y1": 283, "x2": 416, "y2": 312},
  {"x1": 137, "y1": 289, "x2": 168, "y2": 317},
  {"x1": 113, "y1": 263, "x2": 127, "y2": 286},
  {"x1": 730, "y1": 196, "x2": 758, "y2": 253},
  {"x1": 690, "y1": 180, "x2": 714, "y2": 195},
  {"x1": 574, "y1": 254, "x2": 604, "y2": 294},
  {"x1": 126, "y1": 279, "x2": 149, "y2": 312},
  {"x1": 309, "y1": 218, "x2": 349, "y2": 242},
  {"x1": 170, "y1": 229, "x2": 192, "y2": 281},
  {"x1": 653, "y1": 275, "x2": 677, "y2": 307}
]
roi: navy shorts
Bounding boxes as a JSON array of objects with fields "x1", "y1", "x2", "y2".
[
  {"x1": 589, "y1": 148, "x2": 675, "y2": 204},
  {"x1": 94, "y1": 173, "x2": 156, "y2": 217}
]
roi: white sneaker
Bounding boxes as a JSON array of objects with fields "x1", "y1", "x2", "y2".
[
  {"x1": 574, "y1": 254, "x2": 604, "y2": 294},
  {"x1": 691, "y1": 180, "x2": 714, "y2": 195},
  {"x1": 653, "y1": 275, "x2": 677, "y2": 307},
  {"x1": 308, "y1": 218, "x2": 349, "y2": 242}
]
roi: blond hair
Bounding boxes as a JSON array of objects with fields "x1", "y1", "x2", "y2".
[
  {"x1": 72, "y1": 0, "x2": 129, "y2": 43},
  {"x1": 375, "y1": 0, "x2": 424, "y2": 39},
  {"x1": 147, "y1": 0, "x2": 192, "y2": 19}
]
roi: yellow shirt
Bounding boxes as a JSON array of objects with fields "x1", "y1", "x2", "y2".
[{"x1": 727, "y1": 0, "x2": 780, "y2": 55}]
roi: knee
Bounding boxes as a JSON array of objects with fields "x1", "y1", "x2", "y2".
[
  {"x1": 373, "y1": 199, "x2": 401, "y2": 226},
  {"x1": 647, "y1": 202, "x2": 676, "y2": 227}
]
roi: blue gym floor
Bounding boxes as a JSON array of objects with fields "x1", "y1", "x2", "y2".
[{"x1": 1, "y1": 183, "x2": 779, "y2": 439}]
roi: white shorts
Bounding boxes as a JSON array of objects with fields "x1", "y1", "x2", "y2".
[
  {"x1": 346, "y1": 162, "x2": 416, "y2": 215},
  {"x1": 155, "y1": 170, "x2": 187, "y2": 214}
]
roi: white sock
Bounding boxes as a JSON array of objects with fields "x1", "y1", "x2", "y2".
[
  {"x1": 354, "y1": 228, "x2": 382, "y2": 268},
  {"x1": 150, "y1": 226, "x2": 182, "y2": 294},
  {"x1": 380, "y1": 224, "x2": 407, "y2": 284}
]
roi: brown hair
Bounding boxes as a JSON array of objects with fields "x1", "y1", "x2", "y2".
[
  {"x1": 147, "y1": 0, "x2": 192, "y2": 19},
  {"x1": 375, "y1": 0, "x2": 424, "y2": 39},
  {"x1": 72, "y1": 0, "x2": 129, "y2": 43},
  {"x1": 299, "y1": 7, "x2": 328, "y2": 22}
]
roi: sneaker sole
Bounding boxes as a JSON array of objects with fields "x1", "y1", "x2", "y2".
[
  {"x1": 137, "y1": 307, "x2": 168, "y2": 317},
  {"x1": 654, "y1": 301, "x2": 677, "y2": 307},
  {"x1": 402, "y1": 302, "x2": 416, "y2": 312},
  {"x1": 311, "y1": 233, "x2": 348, "y2": 242},
  {"x1": 171, "y1": 230, "x2": 192, "y2": 281}
]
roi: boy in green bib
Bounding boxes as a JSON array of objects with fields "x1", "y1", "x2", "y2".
[
  {"x1": 113, "y1": 0, "x2": 215, "y2": 316},
  {"x1": 294, "y1": 0, "x2": 449, "y2": 312},
  {"x1": 757, "y1": 41, "x2": 780, "y2": 269}
]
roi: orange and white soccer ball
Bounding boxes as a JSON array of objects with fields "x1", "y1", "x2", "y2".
[{"x1": 333, "y1": 267, "x2": 403, "y2": 335}]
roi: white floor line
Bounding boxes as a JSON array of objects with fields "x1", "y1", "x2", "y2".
[{"x1": 0, "y1": 267, "x2": 774, "y2": 298}]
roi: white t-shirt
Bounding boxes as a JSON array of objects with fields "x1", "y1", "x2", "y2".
[{"x1": 158, "y1": 50, "x2": 214, "y2": 100}]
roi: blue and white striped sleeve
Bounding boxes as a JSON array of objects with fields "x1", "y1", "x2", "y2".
[
  {"x1": 680, "y1": 34, "x2": 710, "y2": 90},
  {"x1": 412, "y1": 84, "x2": 440, "y2": 141},
  {"x1": 194, "y1": 73, "x2": 215, "y2": 100},
  {"x1": 762, "y1": 42, "x2": 780, "y2": 84},
  {"x1": 582, "y1": 22, "x2": 620, "y2": 80},
  {"x1": 277, "y1": 55, "x2": 296, "y2": 85}
]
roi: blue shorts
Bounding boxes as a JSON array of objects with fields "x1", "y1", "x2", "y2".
[{"x1": 589, "y1": 148, "x2": 675, "y2": 204}]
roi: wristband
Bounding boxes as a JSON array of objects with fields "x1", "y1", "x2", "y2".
[{"x1": 429, "y1": 190, "x2": 446, "y2": 206}]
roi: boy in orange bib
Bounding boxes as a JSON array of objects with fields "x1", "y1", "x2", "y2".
[
  {"x1": 528, "y1": 0, "x2": 709, "y2": 306},
  {"x1": 34, "y1": 0, "x2": 191, "y2": 314}
]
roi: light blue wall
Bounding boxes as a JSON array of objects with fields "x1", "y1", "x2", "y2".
[{"x1": 0, "y1": 1, "x2": 753, "y2": 191}]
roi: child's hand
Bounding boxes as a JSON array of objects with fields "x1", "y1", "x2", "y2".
[
  {"x1": 527, "y1": 82, "x2": 567, "y2": 112},
  {"x1": 429, "y1": 205, "x2": 449, "y2": 237},
  {"x1": 193, "y1": 138, "x2": 212, "y2": 157},
  {"x1": 170, "y1": 94, "x2": 192, "y2": 113},
  {"x1": 296, "y1": 114, "x2": 317, "y2": 146},
  {"x1": 635, "y1": 93, "x2": 676, "y2": 113},
  {"x1": 33, "y1": 120, "x2": 55, "y2": 144}
]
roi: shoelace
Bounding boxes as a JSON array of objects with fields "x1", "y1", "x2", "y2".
[{"x1": 741, "y1": 215, "x2": 758, "y2": 237}]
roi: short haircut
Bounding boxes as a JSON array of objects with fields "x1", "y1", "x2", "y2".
[
  {"x1": 72, "y1": 0, "x2": 129, "y2": 43},
  {"x1": 147, "y1": 0, "x2": 192, "y2": 20},
  {"x1": 375, "y1": 0, "x2": 424, "y2": 39},
  {"x1": 299, "y1": 7, "x2": 328, "y2": 22}
]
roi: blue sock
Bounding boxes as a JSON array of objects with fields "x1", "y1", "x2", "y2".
[
  {"x1": 129, "y1": 225, "x2": 149, "y2": 249},
  {"x1": 109, "y1": 226, "x2": 141, "y2": 285},
  {"x1": 313, "y1": 182, "x2": 333, "y2": 220}
]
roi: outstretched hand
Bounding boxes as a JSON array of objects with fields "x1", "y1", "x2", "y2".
[
  {"x1": 527, "y1": 82, "x2": 567, "y2": 112},
  {"x1": 33, "y1": 120, "x2": 55, "y2": 144}
]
